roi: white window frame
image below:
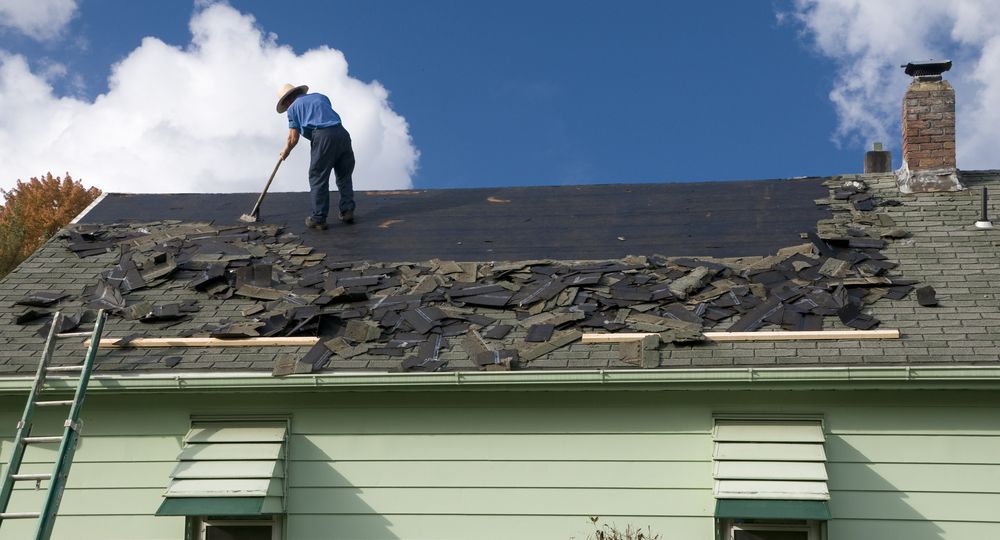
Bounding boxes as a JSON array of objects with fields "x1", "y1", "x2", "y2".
[
  {"x1": 197, "y1": 516, "x2": 282, "y2": 540},
  {"x1": 728, "y1": 521, "x2": 821, "y2": 540}
]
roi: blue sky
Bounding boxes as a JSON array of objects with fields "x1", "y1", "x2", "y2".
[{"x1": 1, "y1": 1, "x2": 997, "y2": 193}]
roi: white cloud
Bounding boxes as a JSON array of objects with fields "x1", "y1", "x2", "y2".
[
  {"x1": 787, "y1": 0, "x2": 1000, "y2": 169},
  {"x1": 0, "y1": 3, "x2": 418, "y2": 195},
  {"x1": 0, "y1": 0, "x2": 77, "y2": 40}
]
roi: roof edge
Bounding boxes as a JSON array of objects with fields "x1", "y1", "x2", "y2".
[
  {"x1": 84, "y1": 176, "x2": 827, "y2": 199},
  {"x1": 69, "y1": 191, "x2": 109, "y2": 224},
  {"x1": 3, "y1": 365, "x2": 1000, "y2": 394}
]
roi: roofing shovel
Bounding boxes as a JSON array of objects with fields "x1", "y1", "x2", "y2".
[{"x1": 240, "y1": 157, "x2": 283, "y2": 223}]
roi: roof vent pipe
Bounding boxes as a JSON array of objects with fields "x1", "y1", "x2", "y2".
[
  {"x1": 975, "y1": 187, "x2": 993, "y2": 229},
  {"x1": 865, "y1": 142, "x2": 892, "y2": 173}
]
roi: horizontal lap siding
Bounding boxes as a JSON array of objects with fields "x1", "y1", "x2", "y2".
[
  {"x1": 823, "y1": 407, "x2": 1000, "y2": 539},
  {"x1": 286, "y1": 515, "x2": 710, "y2": 540},
  {"x1": 287, "y1": 409, "x2": 715, "y2": 539},
  {"x1": 290, "y1": 460, "x2": 707, "y2": 488},
  {"x1": 0, "y1": 516, "x2": 180, "y2": 540},
  {"x1": 0, "y1": 398, "x2": 184, "y2": 540},
  {"x1": 0, "y1": 434, "x2": 183, "y2": 539},
  {"x1": 289, "y1": 433, "x2": 709, "y2": 461},
  {"x1": 0, "y1": 393, "x2": 716, "y2": 539},
  {"x1": 827, "y1": 518, "x2": 1000, "y2": 539},
  {"x1": 826, "y1": 462, "x2": 1000, "y2": 492},
  {"x1": 1, "y1": 390, "x2": 999, "y2": 539}
]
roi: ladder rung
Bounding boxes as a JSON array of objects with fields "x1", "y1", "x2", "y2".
[
  {"x1": 46, "y1": 365, "x2": 84, "y2": 372},
  {"x1": 11, "y1": 473, "x2": 51, "y2": 481},
  {"x1": 0, "y1": 512, "x2": 40, "y2": 519},
  {"x1": 22, "y1": 436, "x2": 63, "y2": 444},
  {"x1": 55, "y1": 332, "x2": 92, "y2": 338},
  {"x1": 35, "y1": 400, "x2": 74, "y2": 407}
]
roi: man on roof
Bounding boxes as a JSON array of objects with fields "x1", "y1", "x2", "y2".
[{"x1": 276, "y1": 83, "x2": 356, "y2": 231}]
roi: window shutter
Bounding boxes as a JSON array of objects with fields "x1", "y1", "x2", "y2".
[
  {"x1": 713, "y1": 419, "x2": 829, "y2": 501},
  {"x1": 156, "y1": 422, "x2": 287, "y2": 517}
]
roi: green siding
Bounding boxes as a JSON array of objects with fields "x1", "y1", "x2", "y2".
[
  {"x1": 1, "y1": 487, "x2": 166, "y2": 515},
  {"x1": 289, "y1": 460, "x2": 710, "y2": 488},
  {"x1": 826, "y1": 434, "x2": 1000, "y2": 463},
  {"x1": 288, "y1": 433, "x2": 711, "y2": 461},
  {"x1": 826, "y1": 463, "x2": 1000, "y2": 492},
  {"x1": 828, "y1": 519, "x2": 1000, "y2": 540},
  {"x1": 287, "y1": 486, "x2": 712, "y2": 515},
  {"x1": 285, "y1": 515, "x2": 712, "y2": 540},
  {"x1": 0, "y1": 516, "x2": 181, "y2": 540},
  {"x1": 829, "y1": 491, "x2": 1000, "y2": 522},
  {"x1": 0, "y1": 389, "x2": 998, "y2": 539}
]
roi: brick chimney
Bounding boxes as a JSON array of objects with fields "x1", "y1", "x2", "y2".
[{"x1": 896, "y1": 60, "x2": 964, "y2": 193}]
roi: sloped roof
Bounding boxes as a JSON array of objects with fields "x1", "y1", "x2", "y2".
[
  {"x1": 80, "y1": 179, "x2": 828, "y2": 261},
  {"x1": 0, "y1": 173, "x2": 997, "y2": 375}
]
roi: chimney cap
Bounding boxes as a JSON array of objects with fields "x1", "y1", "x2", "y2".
[{"x1": 901, "y1": 59, "x2": 952, "y2": 78}]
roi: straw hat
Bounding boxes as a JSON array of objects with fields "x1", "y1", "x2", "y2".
[{"x1": 276, "y1": 83, "x2": 309, "y2": 113}]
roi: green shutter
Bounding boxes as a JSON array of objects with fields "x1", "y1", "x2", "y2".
[
  {"x1": 713, "y1": 420, "x2": 830, "y2": 502},
  {"x1": 714, "y1": 499, "x2": 831, "y2": 520},
  {"x1": 155, "y1": 422, "x2": 287, "y2": 517},
  {"x1": 157, "y1": 497, "x2": 265, "y2": 516}
]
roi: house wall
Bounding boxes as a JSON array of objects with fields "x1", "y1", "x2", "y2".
[{"x1": 0, "y1": 387, "x2": 998, "y2": 540}]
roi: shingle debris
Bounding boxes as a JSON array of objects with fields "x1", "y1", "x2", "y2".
[
  {"x1": 915, "y1": 285, "x2": 938, "y2": 307},
  {"x1": 12, "y1": 177, "x2": 935, "y2": 372}
]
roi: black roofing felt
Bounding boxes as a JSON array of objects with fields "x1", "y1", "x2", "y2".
[{"x1": 81, "y1": 179, "x2": 830, "y2": 261}]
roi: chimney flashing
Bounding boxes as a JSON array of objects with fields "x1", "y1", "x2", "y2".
[{"x1": 895, "y1": 163, "x2": 963, "y2": 194}]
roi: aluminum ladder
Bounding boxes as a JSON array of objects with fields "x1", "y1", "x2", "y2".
[{"x1": 0, "y1": 310, "x2": 106, "y2": 539}]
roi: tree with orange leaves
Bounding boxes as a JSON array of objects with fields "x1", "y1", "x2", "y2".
[{"x1": 0, "y1": 173, "x2": 101, "y2": 279}]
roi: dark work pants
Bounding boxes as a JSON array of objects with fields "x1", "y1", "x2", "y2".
[{"x1": 308, "y1": 123, "x2": 355, "y2": 223}]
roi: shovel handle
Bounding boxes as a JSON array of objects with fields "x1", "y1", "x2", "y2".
[{"x1": 248, "y1": 158, "x2": 283, "y2": 217}]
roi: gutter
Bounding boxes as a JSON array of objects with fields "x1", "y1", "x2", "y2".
[{"x1": 2, "y1": 365, "x2": 1000, "y2": 394}]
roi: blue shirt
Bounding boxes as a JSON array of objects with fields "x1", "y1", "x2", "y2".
[{"x1": 286, "y1": 93, "x2": 342, "y2": 140}]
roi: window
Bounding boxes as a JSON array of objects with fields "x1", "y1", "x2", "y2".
[
  {"x1": 196, "y1": 516, "x2": 281, "y2": 540},
  {"x1": 726, "y1": 521, "x2": 820, "y2": 540}
]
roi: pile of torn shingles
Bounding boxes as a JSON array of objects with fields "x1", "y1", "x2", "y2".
[{"x1": 11, "y1": 178, "x2": 938, "y2": 373}]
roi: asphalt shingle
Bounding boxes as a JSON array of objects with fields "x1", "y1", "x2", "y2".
[{"x1": 2, "y1": 173, "x2": 999, "y2": 372}]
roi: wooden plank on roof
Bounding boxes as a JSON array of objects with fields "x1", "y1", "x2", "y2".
[
  {"x1": 84, "y1": 336, "x2": 320, "y2": 348},
  {"x1": 84, "y1": 331, "x2": 898, "y2": 348},
  {"x1": 581, "y1": 329, "x2": 900, "y2": 343}
]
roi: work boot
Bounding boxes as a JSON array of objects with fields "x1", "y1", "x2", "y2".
[
  {"x1": 339, "y1": 209, "x2": 354, "y2": 224},
  {"x1": 305, "y1": 217, "x2": 328, "y2": 231}
]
